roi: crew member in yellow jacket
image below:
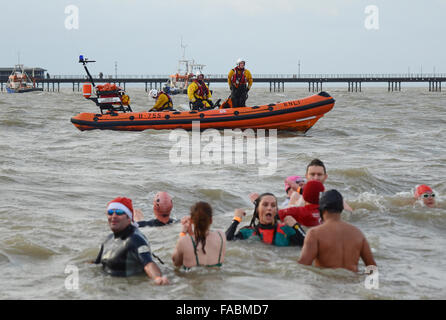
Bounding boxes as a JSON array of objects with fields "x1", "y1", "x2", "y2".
[
  {"x1": 227, "y1": 58, "x2": 253, "y2": 107},
  {"x1": 148, "y1": 89, "x2": 174, "y2": 111},
  {"x1": 187, "y1": 71, "x2": 213, "y2": 110}
]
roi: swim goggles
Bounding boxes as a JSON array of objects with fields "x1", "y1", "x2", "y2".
[
  {"x1": 107, "y1": 209, "x2": 127, "y2": 216},
  {"x1": 422, "y1": 193, "x2": 435, "y2": 198}
]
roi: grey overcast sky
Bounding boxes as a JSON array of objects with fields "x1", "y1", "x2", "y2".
[{"x1": 1, "y1": 0, "x2": 445, "y2": 76}]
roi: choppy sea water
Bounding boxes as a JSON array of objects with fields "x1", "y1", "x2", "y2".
[{"x1": 0, "y1": 86, "x2": 445, "y2": 300}]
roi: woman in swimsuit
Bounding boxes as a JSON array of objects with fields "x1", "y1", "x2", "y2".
[{"x1": 172, "y1": 202, "x2": 226, "y2": 269}]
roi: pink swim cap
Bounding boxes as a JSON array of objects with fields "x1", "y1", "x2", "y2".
[
  {"x1": 414, "y1": 185, "x2": 433, "y2": 198},
  {"x1": 285, "y1": 176, "x2": 305, "y2": 192},
  {"x1": 153, "y1": 192, "x2": 173, "y2": 215}
]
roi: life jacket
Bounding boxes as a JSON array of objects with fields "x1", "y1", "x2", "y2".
[
  {"x1": 231, "y1": 67, "x2": 248, "y2": 87},
  {"x1": 121, "y1": 94, "x2": 130, "y2": 106},
  {"x1": 193, "y1": 80, "x2": 209, "y2": 98},
  {"x1": 158, "y1": 91, "x2": 173, "y2": 108},
  {"x1": 254, "y1": 223, "x2": 286, "y2": 245}
]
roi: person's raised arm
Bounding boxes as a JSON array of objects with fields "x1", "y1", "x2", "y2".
[
  {"x1": 298, "y1": 228, "x2": 318, "y2": 266},
  {"x1": 133, "y1": 208, "x2": 144, "y2": 222},
  {"x1": 226, "y1": 209, "x2": 245, "y2": 241},
  {"x1": 288, "y1": 191, "x2": 303, "y2": 206}
]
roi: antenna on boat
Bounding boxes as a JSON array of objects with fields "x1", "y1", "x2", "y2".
[
  {"x1": 180, "y1": 36, "x2": 187, "y2": 59},
  {"x1": 78, "y1": 55, "x2": 96, "y2": 87}
]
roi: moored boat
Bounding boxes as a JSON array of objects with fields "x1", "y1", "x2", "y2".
[{"x1": 6, "y1": 64, "x2": 43, "y2": 93}]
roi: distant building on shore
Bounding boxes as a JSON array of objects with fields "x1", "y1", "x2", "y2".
[{"x1": 0, "y1": 67, "x2": 47, "y2": 81}]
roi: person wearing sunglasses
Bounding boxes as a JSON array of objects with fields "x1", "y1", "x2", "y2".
[
  {"x1": 281, "y1": 175, "x2": 305, "y2": 208},
  {"x1": 414, "y1": 185, "x2": 436, "y2": 208},
  {"x1": 134, "y1": 192, "x2": 177, "y2": 227},
  {"x1": 94, "y1": 197, "x2": 169, "y2": 285}
]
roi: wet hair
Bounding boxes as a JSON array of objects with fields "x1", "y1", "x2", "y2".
[
  {"x1": 318, "y1": 190, "x2": 344, "y2": 221},
  {"x1": 306, "y1": 158, "x2": 327, "y2": 175},
  {"x1": 190, "y1": 202, "x2": 213, "y2": 254},
  {"x1": 250, "y1": 193, "x2": 278, "y2": 227}
]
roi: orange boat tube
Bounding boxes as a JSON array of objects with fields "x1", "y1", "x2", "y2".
[{"x1": 71, "y1": 92, "x2": 335, "y2": 132}]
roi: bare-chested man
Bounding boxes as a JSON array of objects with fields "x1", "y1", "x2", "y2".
[{"x1": 298, "y1": 190, "x2": 376, "y2": 272}]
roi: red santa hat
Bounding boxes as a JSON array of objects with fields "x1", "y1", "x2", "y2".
[
  {"x1": 303, "y1": 181, "x2": 325, "y2": 205},
  {"x1": 107, "y1": 197, "x2": 134, "y2": 221}
]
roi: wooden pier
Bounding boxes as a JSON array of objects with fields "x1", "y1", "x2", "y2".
[{"x1": 1, "y1": 73, "x2": 444, "y2": 93}]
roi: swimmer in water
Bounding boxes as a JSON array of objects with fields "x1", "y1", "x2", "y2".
[
  {"x1": 134, "y1": 192, "x2": 177, "y2": 227},
  {"x1": 414, "y1": 185, "x2": 436, "y2": 208},
  {"x1": 278, "y1": 180, "x2": 325, "y2": 228},
  {"x1": 172, "y1": 202, "x2": 226, "y2": 269},
  {"x1": 281, "y1": 175, "x2": 305, "y2": 208},
  {"x1": 226, "y1": 193, "x2": 306, "y2": 246},
  {"x1": 94, "y1": 197, "x2": 169, "y2": 285},
  {"x1": 287, "y1": 159, "x2": 353, "y2": 212},
  {"x1": 298, "y1": 190, "x2": 376, "y2": 273}
]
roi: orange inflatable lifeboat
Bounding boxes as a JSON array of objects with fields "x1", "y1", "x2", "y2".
[{"x1": 71, "y1": 92, "x2": 335, "y2": 132}]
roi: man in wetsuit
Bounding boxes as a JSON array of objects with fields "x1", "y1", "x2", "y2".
[
  {"x1": 134, "y1": 192, "x2": 177, "y2": 227},
  {"x1": 94, "y1": 197, "x2": 169, "y2": 285},
  {"x1": 298, "y1": 190, "x2": 376, "y2": 272}
]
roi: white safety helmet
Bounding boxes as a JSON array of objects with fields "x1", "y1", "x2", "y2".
[
  {"x1": 236, "y1": 58, "x2": 246, "y2": 65},
  {"x1": 149, "y1": 89, "x2": 158, "y2": 98}
]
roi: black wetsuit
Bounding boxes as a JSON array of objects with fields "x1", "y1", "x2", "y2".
[
  {"x1": 137, "y1": 218, "x2": 176, "y2": 228},
  {"x1": 231, "y1": 84, "x2": 249, "y2": 108},
  {"x1": 225, "y1": 220, "x2": 305, "y2": 246},
  {"x1": 94, "y1": 224, "x2": 153, "y2": 277}
]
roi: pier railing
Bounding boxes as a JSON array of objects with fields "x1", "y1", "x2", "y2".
[
  {"x1": 1, "y1": 73, "x2": 444, "y2": 92},
  {"x1": 48, "y1": 73, "x2": 446, "y2": 80}
]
